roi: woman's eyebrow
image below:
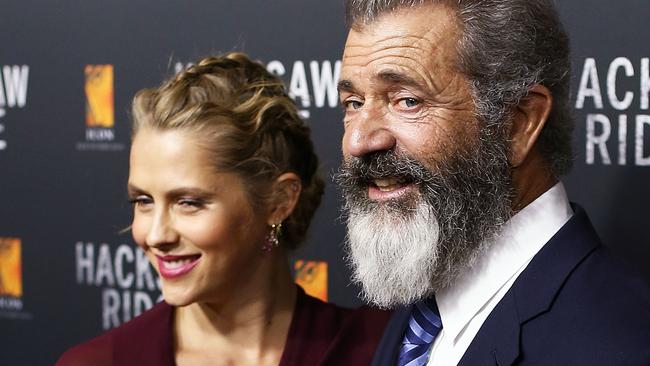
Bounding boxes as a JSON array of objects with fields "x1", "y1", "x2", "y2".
[
  {"x1": 126, "y1": 184, "x2": 146, "y2": 196},
  {"x1": 165, "y1": 187, "x2": 216, "y2": 199}
]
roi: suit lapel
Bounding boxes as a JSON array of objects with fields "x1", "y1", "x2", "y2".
[
  {"x1": 458, "y1": 293, "x2": 521, "y2": 366},
  {"x1": 459, "y1": 204, "x2": 601, "y2": 366},
  {"x1": 371, "y1": 305, "x2": 412, "y2": 366}
]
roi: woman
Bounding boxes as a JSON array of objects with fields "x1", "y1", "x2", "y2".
[{"x1": 57, "y1": 53, "x2": 390, "y2": 365}]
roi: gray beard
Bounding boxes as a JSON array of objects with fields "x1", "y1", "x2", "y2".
[
  {"x1": 336, "y1": 129, "x2": 514, "y2": 308},
  {"x1": 346, "y1": 200, "x2": 443, "y2": 307}
]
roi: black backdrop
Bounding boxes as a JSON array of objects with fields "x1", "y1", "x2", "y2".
[{"x1": 0, "y1": 1, "x2": 648, "y2": 364}]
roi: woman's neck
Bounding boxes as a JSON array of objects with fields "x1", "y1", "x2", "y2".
[{"x1": 173, "y1": 252, "x2": 297, "y2": 365}]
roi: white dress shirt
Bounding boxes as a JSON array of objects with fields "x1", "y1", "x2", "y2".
[{"x1": 426, "y1": 182, "x2": 574, "y2": 366}]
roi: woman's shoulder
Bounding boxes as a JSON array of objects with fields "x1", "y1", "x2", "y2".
[
  {"x1": 280, "y1": 286, "x2": 392, "y2": 366},
  {"x1": 298, "y1": 288, "x2": 392, "y2": 330},
  {"x1": 56, "y1": 301, "x2": 174, "y2": 366}
]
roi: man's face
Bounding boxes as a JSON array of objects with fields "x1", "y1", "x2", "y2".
[
  {"x1": 339, "y1": 4, "x2": 476, "y2": 182},
  {"x1": 337, "y1": 4, "x2": 514, "y2": 307}
]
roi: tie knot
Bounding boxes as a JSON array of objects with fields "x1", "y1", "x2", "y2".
[
  {"x1": 402, "y1": 300, "x2": 442, "y2": 345},
  {"x1": 397, "y1": 298, "x2": 443, "y2": 366}
]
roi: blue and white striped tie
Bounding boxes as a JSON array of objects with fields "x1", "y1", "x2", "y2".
[{"x1": 396, "y1": 298, "x2": 442, "y2": 366}]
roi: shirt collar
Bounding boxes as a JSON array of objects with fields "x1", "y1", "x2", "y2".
[{"x1": 435, "y1": 182, "x2": 573, "y2": 343}]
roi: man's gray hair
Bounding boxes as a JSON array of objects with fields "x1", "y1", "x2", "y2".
[{"x1": 345, "y1": 0, "x2": 573, "y2": 176}]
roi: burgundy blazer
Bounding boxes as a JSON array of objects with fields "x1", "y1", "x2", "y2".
[{"x1": 57, "y1": 286, "x2": 391, "y2": 366}]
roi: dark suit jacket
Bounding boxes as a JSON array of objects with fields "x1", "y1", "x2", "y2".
[
  {"x1": 371, "y1": 205, "x2": 650, "y2": 365},
  {"x1": 58, "y1": 286, "x2": 391, "y2": 366}
]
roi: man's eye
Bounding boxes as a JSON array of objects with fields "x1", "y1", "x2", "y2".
[
  {"x1": 399, "y1": 98, "x2": 420, "y2": 108},
  {"x1": 343, "y1": 100, "x2": 363, "y2": 110}
]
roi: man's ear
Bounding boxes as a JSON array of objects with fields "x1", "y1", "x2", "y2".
[
  {"x1": 509, "y1": 84, "x2": 553, "y2": 167},
  {"x1": 267, "y1": 172, "x2": 302, "y2": 225}
]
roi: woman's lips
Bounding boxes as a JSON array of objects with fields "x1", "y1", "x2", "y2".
[{"x1": 156, "y1": 254, "x2": 201, "y2": 279}]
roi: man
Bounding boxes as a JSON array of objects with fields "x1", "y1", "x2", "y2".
[{"x1": 335, "y1": 0, "x2": 650, "y2": 365}]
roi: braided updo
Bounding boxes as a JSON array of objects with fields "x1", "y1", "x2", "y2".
[{"x1": 131, "y1": 52, "x2": 324, "y2": 249}]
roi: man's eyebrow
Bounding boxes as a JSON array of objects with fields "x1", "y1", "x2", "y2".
[
  {"x1": 377, "y1": 70, "x2": 422, "y2": 89},
  {"x1": 337, "y1": 79, "x2": 356, "y2": 94},
  {"x1": 337, "y1": 71, "x2": 424, "y2": 94}
]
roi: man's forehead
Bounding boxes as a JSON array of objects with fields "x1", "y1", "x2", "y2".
[
  {"x1": 344, "y1": 3, "x2": 458, "y2": 49},
  {"x1": 340, "y1": 4, "x2": 460, "y2": 91}
]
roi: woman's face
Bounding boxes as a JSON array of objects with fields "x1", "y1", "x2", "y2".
[{"x1": 128, "y1": 128, "x2": 271, "y2": 306}]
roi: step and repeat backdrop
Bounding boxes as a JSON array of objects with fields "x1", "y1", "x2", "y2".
[{"x1": 1, "y1": 1, "x2": 648, "y2": 364}]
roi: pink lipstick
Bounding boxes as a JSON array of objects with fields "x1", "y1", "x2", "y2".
[{"x1": 156, "y1": 254, "x2": 201, "y2": 279}]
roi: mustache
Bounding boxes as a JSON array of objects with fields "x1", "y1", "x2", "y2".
[{"x1": 335, "y1": 151, "x2": 435, "y2": 188}]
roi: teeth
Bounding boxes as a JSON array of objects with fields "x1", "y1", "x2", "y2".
[
  {"x1": 163, "y1": 258, "x2": 194, "y2": 269},
  {"x1": 373, "y1": 178, "x2": 407, "y2": 191}
]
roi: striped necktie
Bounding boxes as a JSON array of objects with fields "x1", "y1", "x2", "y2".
[{"x1": 396, "y1": 298, "x2": 442, "y2": 366}]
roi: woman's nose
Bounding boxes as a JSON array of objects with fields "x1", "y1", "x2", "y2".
[{"x1": 145, "y1": 211, "x2": 179, "y2": 249}]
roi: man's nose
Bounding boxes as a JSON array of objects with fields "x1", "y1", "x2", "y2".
[
  {"x1": 145, "y1": 210, "x2": 179, "y2": 249},
  {"x1": 342, "y1": 109, "x2": 396, "y2": 158}
]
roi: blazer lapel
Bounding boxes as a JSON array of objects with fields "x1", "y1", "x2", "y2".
[
  {"x1": 459, "y1": 204, "x2": 601, "y2": 366},
  {"x1": 457, "y1": 293, "x2": 521, "y2": 366},
  {"x1": 371, "y1": 305, "x2": 412, "y2": 366}
]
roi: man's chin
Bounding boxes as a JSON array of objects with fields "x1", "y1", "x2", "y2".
[
  {"x1": 358, "y1": 280, "x2": 435, "y2": 309},
  {"x1": 346, "y1": 200, "x2": 441, "y2": 308}
]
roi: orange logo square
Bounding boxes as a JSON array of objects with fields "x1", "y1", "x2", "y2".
[
  {"x1": 0, "y1": 238, "x2": 22, "y2": 297},
  {"x1": 294, "y1": 260, "x2": 327, "y2": 302},
  {"x1": 85, "y1": 65, "x2": 114, "y2": 128}
]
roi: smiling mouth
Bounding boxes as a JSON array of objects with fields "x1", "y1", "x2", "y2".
[
  {"x1": 156, "y1": 254, "x2": 201, "y2": 279},
  {"x1": 373, "y1": 177, "x2": 410, "y2": 191},
  {"x1": 368, "y1": 177, "x2": 416, "y2": 200}
]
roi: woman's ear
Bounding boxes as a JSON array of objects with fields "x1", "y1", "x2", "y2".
[
  {"x1": 509, "y1": 84, "x2": 553, "y2": 167},
  {"x1": 267, "y1": 172, "x2": 302, "y2": 225}
]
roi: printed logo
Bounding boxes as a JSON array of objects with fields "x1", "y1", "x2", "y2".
[
  {"x1": 576, "y1": 57, "x2": 650, "y2": 166},
  {"x1": 75, "y1": 241, "x2": 162, "y2": 329},
  {"x1": 85, "y1": 65, "x2": 114, "y2": 129},
  {"x1": 0, "y1": 237, "x2": 31, "y2": 320},
  {"x1": 0, "y1": 237, "x2": 22, "y2": 298},
  {"x1": 0, "y1": 65, "x2": 30, "y2": 151},
  {"x1": 267, "y1": 60, "x2": 340, "y2": 120},
  {"x1": 294, "y1": 260, "x2": 328, "y2": 302},
  {"x1": 76, "y1": 65, "x2": 124, "y2": 151}
]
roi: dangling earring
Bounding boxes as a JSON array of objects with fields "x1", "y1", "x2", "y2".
[{"x1": 262, "y1": 223, "x2": 282, "y2": 252}]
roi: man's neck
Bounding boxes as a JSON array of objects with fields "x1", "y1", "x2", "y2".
[{"x1": 511, "y1": 152, "x2": 557, "y2": 212}]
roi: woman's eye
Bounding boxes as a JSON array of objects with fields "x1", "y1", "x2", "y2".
[
  {"x1": 129, "y1": 196, "x2": 153, "y2": 209},
  {"x1": 179, "y1": 200, "x2": 199, "y2": 207},
  {"x1": 177, "y1": 199, "x2": 205, "y2": 211}
]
